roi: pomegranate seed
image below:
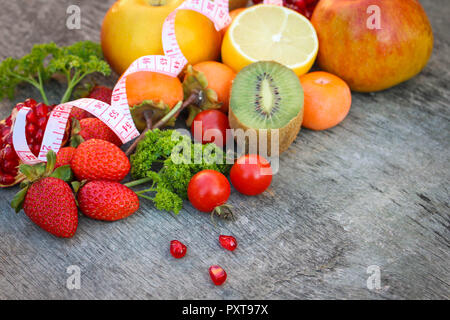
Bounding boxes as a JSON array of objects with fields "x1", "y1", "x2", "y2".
[
  {"x1": 209, "y1": 265, "x2": 227, "y2": 286},
  {"x1": 219, "y1": 235, "x2": 237, "y2": 251},
  {"x1": 27, "y1": 137, "x2": 35, "y2": 145},
  {"x1": 35, "y1": 128, "x2": 44, "y2": 142},
  {"x1": 24, "y1": 98, "x2": 37, "y2": 108},
  {"x1": 26, "y1": 123, "x2": 37, "y2": 136},
  {"x1": 26, "y1": 110, "x2": 38, "y2": 124},
  {"x1": 2, "y1": 159, "x2": 18, "y2": 172},
  {"x1": 252, "y1": 0, "x2": 263, "y2": 3},
  {"x1": 1, "y1": 145, "x2": 16, "y2": 161},
  {"x1": 35, "y1": 103, "x2": 48, "y2": 118},
  {"x1": 32, "y1": 144, "x2": 40, "y2": 156},
  {"x1": 0, "y1": 174, "x2": 15, "y2": 185},
  {"x1": 37, "y1": 117, "x2": 47, "y2": 129},
  {"x1": 170, "y1": 240, "x2": 187, "y2": 259}
]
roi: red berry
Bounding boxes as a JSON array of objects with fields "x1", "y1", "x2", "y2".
[
  {"x1": 5, "y1": 116, "x2": 12, "y2": 126},
  {"x1": 170, "y1": 240, "x2": 187, "y2": 259},
  {"x1": 219, "y1": 235, "x2": 237, "y2": 251},
  {"x1": 209, "y1": 265, "x2": 227, "y2": 286}
]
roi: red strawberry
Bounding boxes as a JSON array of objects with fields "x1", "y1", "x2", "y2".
[
  {"x1": 71, "y1": 139, "x2": 130, "y2": 182},
  {"x1": 78, "y1": 118, "x2": 122, "y2": 146},
  {"x1": 70, "y1": 107, "x2": 93, "y2": 121},
  {"x1": 88, "y1": 86, "x2": 112, "y2": 104},
  {"x1": 23, "y1": 177, "x2": 78, "y2": 238},
  {"x1": 69, "y1": 86, "x2": 112, "y2": 121},
  {"x1": 77, "y1": 180, "x2": 139, "y2": 221},
  {"x1": 55, "y1": 147, "x2": 76, "y2": 168}
]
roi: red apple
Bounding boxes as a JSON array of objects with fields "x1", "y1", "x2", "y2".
[{"x1": 311, "y1": 0, "x2": 433, "y2": 92}]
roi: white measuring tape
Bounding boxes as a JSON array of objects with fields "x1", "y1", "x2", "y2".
[{"x1": 13, "y1": 0, "x2": 282, "y2": 164}]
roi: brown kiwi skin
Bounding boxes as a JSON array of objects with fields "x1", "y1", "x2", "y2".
[{"x1": 229, "y1": 107, "x2": 303, "y2": 156}]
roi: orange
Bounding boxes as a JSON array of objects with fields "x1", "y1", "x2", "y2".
[
  {"x1": 299, "y1": 71, "x2": 351, "y2": 131},
  {"x1": 191, "y1": 61, "x2": 236, "y2": 113},
  {"x1": 101, "y1": 0, "x2": 221, "y2": 75},
  {"x1": 125, "y1": 71, "x2": 183, "y2": 108}
]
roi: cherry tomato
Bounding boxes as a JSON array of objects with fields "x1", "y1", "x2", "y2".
[
  {"x1": 230, "y1": 154, "x2": 272, "y2": 196},
  {"x1": 188, "y1": 170, "x2": 231, "y2": 212},
  {"x1": 191, "y1": 110, "x2": 230, "y2": 147}
]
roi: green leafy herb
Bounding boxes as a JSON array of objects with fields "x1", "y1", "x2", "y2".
[
  {"x1": 0, "y1": 41, "x2": 110, "y2": 104},
  {"x1": 128, "y1": 129, "x2": 231, "y2": 214}
]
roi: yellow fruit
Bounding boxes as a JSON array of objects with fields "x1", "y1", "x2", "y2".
[
  {"x1": 221, "y1": 4, "x2": 318, "y2": 76},
  {"x1": 101, "y1": 0, "x2": 222, "y2": 75}
]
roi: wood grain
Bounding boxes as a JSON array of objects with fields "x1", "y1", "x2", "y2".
[{"x1": 0, "y1": 0, "x2": 448, "y2": 299}]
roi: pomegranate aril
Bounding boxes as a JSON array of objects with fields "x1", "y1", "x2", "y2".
[
  {"x1": 24, "y1": 98, "x2": 37, "y2": 108},
  {"x1": 37, "y1": 117, "x2": 47, "y2": 129},
  {"x1": 26, "y1": 123, "x2": 37, "y2": 136},
  {"x1": 209, "y1": 265, "x2": 227, "y2": 286},
  {"x1": 26, "y1": 110, "x2": 38, "y2": 124},
  {"x1": 1, "y1": 145, "x2": 17, "y2": 161},
  {"x1": 219, "y1": 235, "x2": 237, "y2": 251},
  {"x1": 170, "y1": 240, "x2": 187, "y2": 259},
  {"x1": 32, "y1": 144, "x2": 40, "y2": 156},
  {"x1": 2, "y1": 159, "x2": 18, "y2": 172},
  {"x1": 35, "y1": 129, "x2": 44, "y2": 142},
  {"x1": 0, "y1": 174, "x2": 15, "y2": 185},
  {"x1": 35, "y1": 103, "x2": 48, "y2": 118}
]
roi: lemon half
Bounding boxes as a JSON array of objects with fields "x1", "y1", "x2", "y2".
[{"x1": 222, "y1": 4, "x2": 319, "y2": 76}]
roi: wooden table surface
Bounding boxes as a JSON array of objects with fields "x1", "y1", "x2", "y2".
[{"x1": 0, "y1": 0, "x2": 448, "y2": 300}]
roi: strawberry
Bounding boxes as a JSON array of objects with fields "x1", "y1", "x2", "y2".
[
  {"x1": 71, "y1": 139, "x2": 130, "y2": 182},
  {"x1": 71, "y1": 118, "x2": 122, "y2": 147},
  {"x1": 56, "y1": 147, "x2": 76, "y2": 168},
  {"x1": 78, "y1": 181, "x2": 139, "y2": 221},
  {"x1": 88, "y1": 86, "x2": 113, "y2": 104},
  {"x1": 11, "y1": 151, "x2": 78, "y2": 238},
  {"x1": 23, "y1": 177, "x2": 78, "y2": 237},
  {"x1": 70, "y1": 107, "x2": 93, "y2": 121},
  {"x1": 69, "y1": 85, "x2": 112, "y2": 121}
]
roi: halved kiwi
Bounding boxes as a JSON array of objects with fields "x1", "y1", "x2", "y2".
[{"x1": 229, "y1": 61, "x2": 304, "y2": 155}]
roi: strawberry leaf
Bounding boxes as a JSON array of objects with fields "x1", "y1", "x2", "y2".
[
  {"x1": 50, "y1": 165, "x2": 73, "y2": 182},
  {"x1": 11, "y1": 185, "x2": 29, "y2": 213},
  {"x1": 44, "y1": 150, "x2": 56, "y2": 176}
]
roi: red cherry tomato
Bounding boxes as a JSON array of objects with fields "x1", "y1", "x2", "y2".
[
  {"x1": 188, "y1": 170, "x2": 231, "y2": 212},
  {"x1": 191, "y1": 110, "x2": 230, "y2": 147},
  {"x1": 230, "y1": 154, "x2": 272, "y2": 196}
]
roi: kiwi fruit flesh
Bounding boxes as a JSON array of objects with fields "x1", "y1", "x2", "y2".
[{"x1": 229, "y1": 61, "x2": 304, "y2": 155}]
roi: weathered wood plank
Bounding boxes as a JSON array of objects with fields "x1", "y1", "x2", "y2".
[{"x1": 0, "y1": 0, "x2": 448, "y2": 299}]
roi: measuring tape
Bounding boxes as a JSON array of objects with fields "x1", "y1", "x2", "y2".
[{"x1": 13, "y1": 0, "x2": 282, "y2": 164}]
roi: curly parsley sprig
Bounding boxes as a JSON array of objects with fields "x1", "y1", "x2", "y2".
[{"x1": 0, "y1": 41, "x2": 110, "y2": 104}]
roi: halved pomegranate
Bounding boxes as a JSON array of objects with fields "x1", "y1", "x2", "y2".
[{"x1": 0, "y1": 99, "x2": 69, "y2": 187}]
